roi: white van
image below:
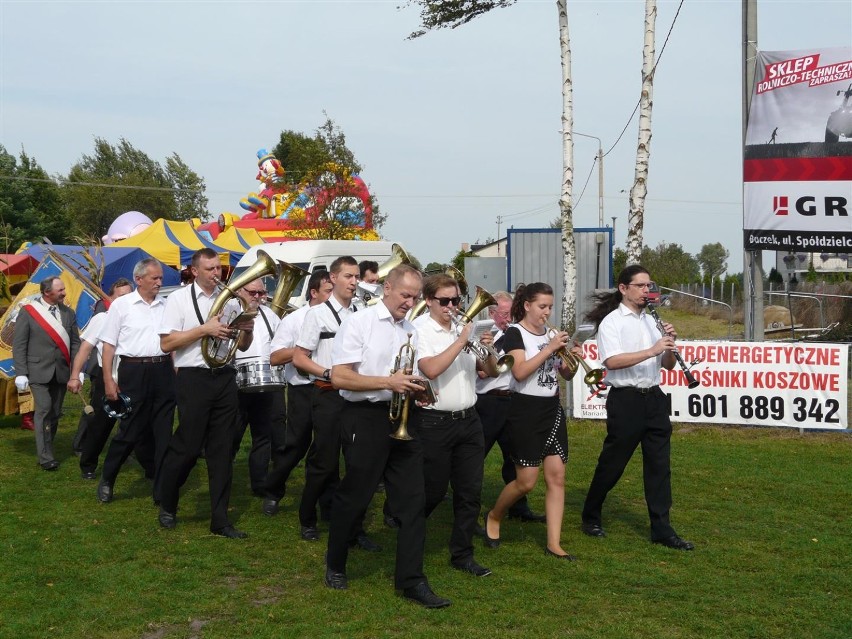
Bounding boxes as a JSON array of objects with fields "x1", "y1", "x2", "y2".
[{"x1": 230, "y1": 240, "x2": 396, "y2": 308}]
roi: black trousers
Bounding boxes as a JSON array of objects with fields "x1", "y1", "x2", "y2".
[
  {"x1": 327, "y1": 401, "x2": 427, "y2": 591},
  {"x1": 233, "y1": 389, "x2": 275, "y2": 494},
  {"x1": 300, "y1": 385, "x2": 342, "y2": 528},
  {"x1": 475, "y1": 393, "x2": 531, "y2": 516},
  {"x1": 159, "y1": 367, "x2": 238, "y2": 531},
  {"x1": 582, "y1": 386, "x2": 676, "y2": 540},
  {"x1": 78, "y1": 370, "x2": 118, "y2": 474},
  {"x1": 264, "y1": 383, "x2": 313, "y2": 501},
  {"x1": 101, "y1": 360, "x2": 175, "y2": 501},
  {"x1": 414, "y1": 408, "x2": 484, "y2": 565}
]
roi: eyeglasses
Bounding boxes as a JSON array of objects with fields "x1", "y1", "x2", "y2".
[
  {"x1": 434, "y1": 296, "x2": 461, "y2": 307},
  {"x1": 244, "y1": 290, "x2": 267, "y2": 297},
  {"x1": 628, "y1": 282, "x2": 654, "y2": 290}
]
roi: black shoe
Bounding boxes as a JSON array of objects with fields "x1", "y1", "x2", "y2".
[
  {"x1": 300, "y1": 525, "x2": 320, "y2": 541},
  {"x1": 383, "y1": 514, "x2": 400, "y2": 529},
  {"x1": 324, "y1": 567, "x2": 348, "y2": 590},
  {"x1": 262, "y1": 498, "x2": 279, "y2": 516},
  {"x1": 652, "y1": 535, "x2": 695, "y2": 551},
  {"x1": 80, "y1": 470, "x2": 96, "y2": 480},
  {"x1": 451, "y1": 559, "x2": 492, "y2": 577},
  {"x1": 482, "y1": 510, "x2": 500, "y2": 549},
  {"x1": 212, "y1": 525, "x2": 248, "y2": 539},
  {"x1": 349, "y1": 533, "x2": 382, "y2": 552},
  {"x1": 41, "y1": 460, "x2": 59, "y2": 471},
  {"x1": 581, "y1": 522, "x2": 606, "y2": 537},
  {"x1": 402, "y1": 582, "x2": 451, "y2": 609},
  {"x1": 509, "y1": 510, "x2": 547, "y2": 523},
  {"x1": 545, "y1": 547, "x2": 578, "y2": 561},
  {"x1": 96, "y1": 480, "x2": 113, "y2": 503},
  {"x1": 158, "y1": 509, "x2": 176, "y2": 529}
]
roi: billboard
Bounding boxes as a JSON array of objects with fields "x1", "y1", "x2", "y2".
[{"x1": 743, "y1": 47, "x2": 852, "y2": 253}]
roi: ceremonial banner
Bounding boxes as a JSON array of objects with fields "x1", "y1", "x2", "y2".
[
  {"x1": 743, "y1": 46, "x2": 852, "y2": 252},
  {"x1": 571, "y1": 340, "x2": 848, "y2": 430}
]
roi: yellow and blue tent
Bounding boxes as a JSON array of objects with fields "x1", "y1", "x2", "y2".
[{"x1": 111, "y1": 218, "x2": 235, "y2": 267}]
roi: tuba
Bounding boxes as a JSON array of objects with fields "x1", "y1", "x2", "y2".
[
  {"x1": 357, "y1": 243, "x2": 421, "y2": 309},
  {"x1": 267, "y1": 260, "x2": 310, "y2": 319},
  {"x1": 201, "y1": 250, "x2": 283, "y2": 368},
  {"x1": 453, "y1": 286, "x2": 514, "y2": 373}
]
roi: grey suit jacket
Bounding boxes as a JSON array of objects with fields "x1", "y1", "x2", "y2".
[{"x1": 12, "y1": 301, "x2": 81, "y2": 384}]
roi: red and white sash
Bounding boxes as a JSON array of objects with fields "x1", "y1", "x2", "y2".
[{"x1": 23, "y1": 301, "x2": 71, "y2": 366}]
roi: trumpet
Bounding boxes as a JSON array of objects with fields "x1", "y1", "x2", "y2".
[
  {"x1": 544, "y1": 321, "x2": 608, "y2": 398},
  {"x1": 389, "y1": 333, "x2": 415, "y2": 441},
  {"x1": 645, "y1": 302, "x2": 701, "y2": 389},
  {"x1": 453, "y1": 286, "x2": 514, "y2": 373}
]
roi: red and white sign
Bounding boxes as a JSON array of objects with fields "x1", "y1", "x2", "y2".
[
  {"x1": 743, "y1": 47, "x2": 852, "y2": 252},
  {"x1": 571, "y1": 340, "x2": 849, "y2": 430}
]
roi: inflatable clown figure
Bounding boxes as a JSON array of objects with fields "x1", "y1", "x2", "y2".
[{"x1": 240, "y1": 149, "x2": 288, "y2": 219}]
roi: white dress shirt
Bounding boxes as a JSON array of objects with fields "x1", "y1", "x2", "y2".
[
  {"x1": 80, "y1": 312, "x2": 107, "y2": 366},
  {"x1": 332, "y1": 302, "x2": 419, "y2": 403},
  {"x1": 270, "y1": 303, "x2": 312, "y2": 386},
  {"x1": 415, "y1": 316, "x2": 477, "y2": 411},
  {"x1": 101, "y1": 290, "x2": 168, "y2": 357},
  {"x1": 597, "y1": 303, "x2": 664, "y2": 388},
  {"x1": 235, "y1": 305, "x2": 280, "y2": 365},
  {"x1": 296, "y1": 295, "x2": 355, "y2": 379}
]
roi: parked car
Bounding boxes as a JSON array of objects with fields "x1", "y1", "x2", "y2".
[{"x1": 645, "y1": 281, "x2": 661, "y2": 305}]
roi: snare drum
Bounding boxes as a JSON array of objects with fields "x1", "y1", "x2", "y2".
[{"x1": 235, "y1": 361, "x2": 286, "y2": 393}]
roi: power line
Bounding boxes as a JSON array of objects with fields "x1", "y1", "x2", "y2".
[{"x1": 572, "y1": 156, "x2": 598, "y2": 209}]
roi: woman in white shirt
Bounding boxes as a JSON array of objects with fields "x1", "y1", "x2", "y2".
[{"x1": 482, "y1": 282, "x2": 578, "y2": 561}]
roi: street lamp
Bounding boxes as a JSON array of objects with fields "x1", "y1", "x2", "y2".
[{"x1": 574, "y1": 132, "x2": 604, "y2": 228}]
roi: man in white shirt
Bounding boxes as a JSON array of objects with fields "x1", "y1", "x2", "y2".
[
  {"x1": 157, "y1": 248, "x2": 254, "y2": 539},
  {"x1": 67, "y1": 278, "x2": 133, "y2": 480},
  {"x1": 413, "y1": 274, "x2": 498, "y2": 578},
  {"x1": 324, "y1": 264, "x2": 451, "y2": 609},
  {"x1": 231, "y1": 278, "x2": 281, "y2": 496},
  {"x1": 95, "y1": 259, "x2": 175, "y2": 506},
  {"x1": 581, "y1": 265, "x2": 694, "y2": 551},
  {"x1": 262, "y1": 270, "x2": 331, "y2": 514},
  {"x1": 292, "y1": 256, "x2": 380, "y2": 549}
]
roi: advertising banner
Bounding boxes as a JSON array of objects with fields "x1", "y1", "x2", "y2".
[
  {"x1": 571, "y1": 340, "x2": 849, "y2": 430},
  {"x1": 743, "y1": 47, "x2": 852, "y2": 252}
]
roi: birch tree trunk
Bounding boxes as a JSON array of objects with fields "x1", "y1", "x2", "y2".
[
  {"x1": 557, "y1": 0, "x2": 576, "y2": 331},
  {"x1": 626, "y1": 0, "x2": 657, "y2": 265}
]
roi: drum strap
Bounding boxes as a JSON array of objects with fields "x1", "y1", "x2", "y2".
[
  {"x1": 319, "y1": 300, "x2": 344, "y2": 341},
  {"x1": 258, "y1": 307, "x2": 274, "y2": 339}
]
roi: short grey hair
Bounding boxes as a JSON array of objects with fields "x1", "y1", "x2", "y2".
[{"x1": 133, "y1": 258, "x2": 161, "y2": 279}]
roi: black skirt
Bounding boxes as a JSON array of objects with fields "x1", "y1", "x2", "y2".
[{"x1": 506, "y1": 393, "x2": 568, "y2": 467}]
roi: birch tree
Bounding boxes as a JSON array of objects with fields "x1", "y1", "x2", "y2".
[
  {"x1": 626, "y1": 0, "x2": 657, "y2": 265},
  {"x1": 405, "y1": 0, "x2": 578, "y2": 330}
]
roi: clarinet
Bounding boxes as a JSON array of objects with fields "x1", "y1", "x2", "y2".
[{"x1": 645, "y1": 302, "x2": 701, "y2": 389}]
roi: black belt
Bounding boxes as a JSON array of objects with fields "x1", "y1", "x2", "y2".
[
  {"x1": 347, "y1": 400, "x2": 391, "y2": 408},
  {"x1": 421, "y1": 407, "x2": 476, "y2": 420},
  {"x1": 178, "y1": 366, "x2": 235, "y2": 376},
  {"x1": 120, "y1": 355, "x2": 170, "y2": 364},
  {"x1": 482, "y1": 389, "x2": 511, "y2": 397},
  {"x1": 612, "y1": 385, "x2": 659, "y2": 395}
]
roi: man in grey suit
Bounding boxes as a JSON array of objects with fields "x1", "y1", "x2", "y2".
[{"x1": 13, "y1": 276, "x2": 81, "y2": 470}]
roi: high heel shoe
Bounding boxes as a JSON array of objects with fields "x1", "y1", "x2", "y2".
[
  {"x1": 545, "y1": 547, "x2": 577, "y2": 561},
  {"x1": 483, "y1": 510, "x2": 501, "y2": 549}
]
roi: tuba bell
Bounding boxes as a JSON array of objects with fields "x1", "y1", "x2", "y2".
[
  {"x1": 377, "y1": 243, "x2": 420, "y2": 281},
  {"x1": 201, "y1": 250, "x2": 283, "y2": 368},
  {"x1": 267, "y1": 260, "x2": 310, "y2": 319},
  {"x1": 453, "y1": 286, "x2": 514, "y2": 373}
]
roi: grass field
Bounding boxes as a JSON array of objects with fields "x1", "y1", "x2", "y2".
[{"x1": 1, "y1": 384, "x2": 850, "y2": 639}]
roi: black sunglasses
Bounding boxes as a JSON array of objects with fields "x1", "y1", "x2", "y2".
[{"x1": 433, "y1": 296, "x2": 461, "y2": 307}]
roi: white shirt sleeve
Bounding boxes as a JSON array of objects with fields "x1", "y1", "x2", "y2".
[{"x1": 296, "y1": 306, "x2": 322, "y2": 352}]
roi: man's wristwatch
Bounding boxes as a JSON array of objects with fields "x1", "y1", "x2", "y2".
[{"x1": 322, "y1": 368, "x2": 331, "y2": 381}]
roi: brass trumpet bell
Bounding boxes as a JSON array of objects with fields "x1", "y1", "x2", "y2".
[
  {"x1": 456, "y1": 286, "x2": 495, "y2": 326},
  {"x1": 377, "y1": 243, "x2": 420, "y2": 281},
  {"x1": 267, "y1": 260, "x2": 310, "y2": 318}
]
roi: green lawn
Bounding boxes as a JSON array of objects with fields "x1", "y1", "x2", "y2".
[{"x1": 1, "y1": 391, "x2": 849, "y2": 639}]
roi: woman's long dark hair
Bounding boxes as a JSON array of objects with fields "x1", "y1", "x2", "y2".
[
  {"x1": 510, "y1": 282, "x2": 553, "y2": 323},
  {"x1": 584, "y1": 264, "x2": 650, "y2": 329}
]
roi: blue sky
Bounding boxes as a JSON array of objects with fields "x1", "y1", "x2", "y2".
[{"x1": 1, "y1": 0, "x2": 850, "y2": 274}]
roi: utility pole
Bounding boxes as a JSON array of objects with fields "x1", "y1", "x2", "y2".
[
  {"x1": 574, "y1": 132, "x2": 604, "y2": 227},
  {"x1": 496, "y1": 215, "x2": 503, "y2": 255},
  {"x1": 611, "y1": 216, "x2": 617, "y2": 244}
]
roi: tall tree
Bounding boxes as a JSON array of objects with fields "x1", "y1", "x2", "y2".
[
  {"x1": 626, "y1": 0, "x2": 657, "y2": 264},
  {"x1": 63, "y1": 137, "x2": 209, "y2": 239},
  {"x1": 271, "y1": 115, "x2": 384, "y2": 231},
  {"x1": 641, "y1": 242, "x2": 700, "y2": 288},
  {"x1": 697, "y1": 242, "x2": 729, "y2": 280},
  {"x1": 0, "y1": 145, "x2": 69, "y2": 251},
  {"x1": 406, "y1": 0, "x2": 577, "y2": 329}
]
